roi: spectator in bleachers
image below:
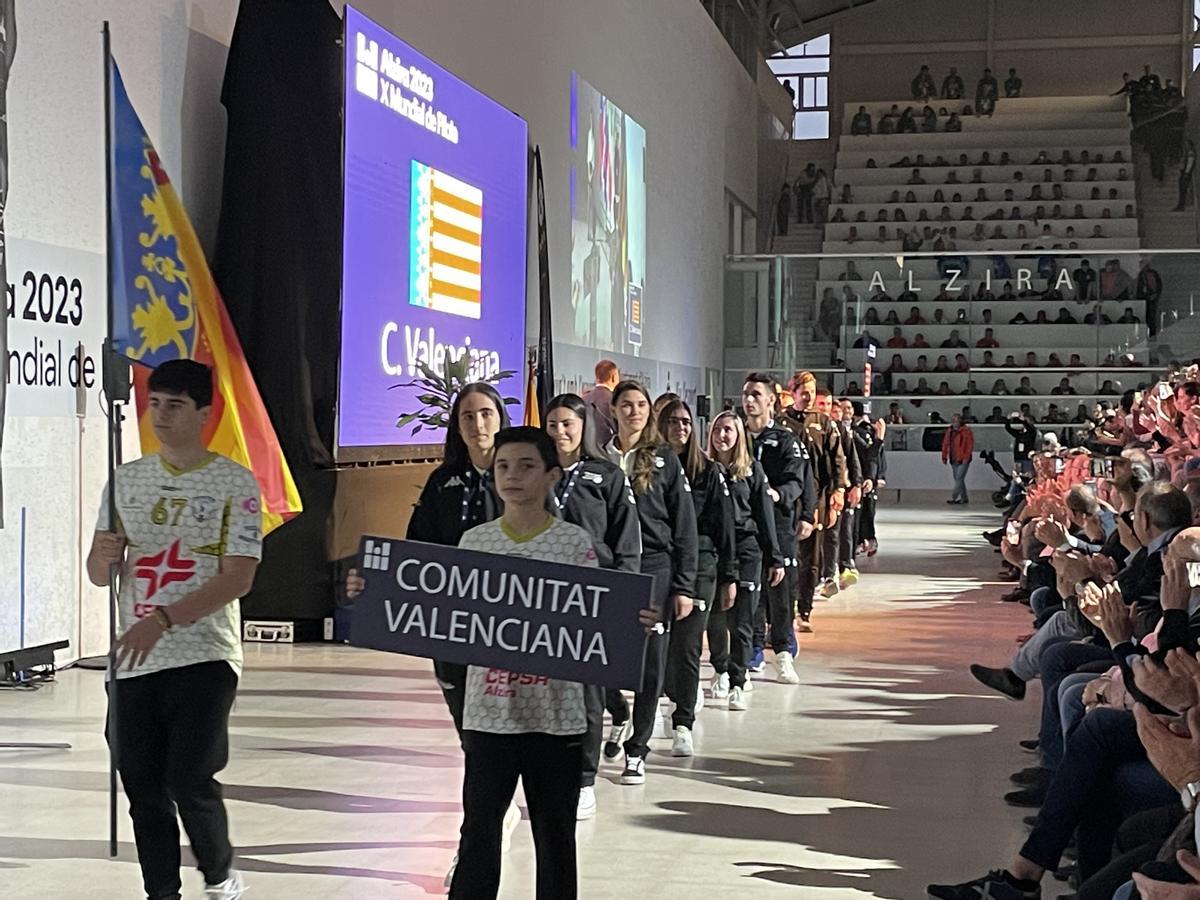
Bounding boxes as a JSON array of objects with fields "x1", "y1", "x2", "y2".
[
  {"x1": 875, "y1": 225, "x2": 888, "y2": 242},
  {"x1": 898, "y1": 106, "x2": 918, "y2": 134},
  {"x1": 976, "y1": 68, "x2": 999, "y2": 116},
  {"x1": 921, "y1": 105, "x2": 937, "y2": 132},
  {"x1": 1031, "y1": 150, "x2": 1050, "y2": 165},
  {"x1": 945, "y1": 112, "x2": 962, "y2": 132},
  {"x1": 992, "y1": 378, "x2": 1011, "y2": 394},
  {"x1": 1002, "y1": 355, "x2": 1018, "y2": 368},
  {"x1": 1085, "y1": 167, "x2": 1098, "y2": 182},
  {"x1": 1008, "y1": 205, "x2": 1022, "y2": 220},
  {"x1": 1072, "y1": 258, "x2": 1097, "y2": 301},
  {"x1": 1084, "y1": 307, "x2": 1113, "y2": 325},
  {"x1": 1027, "y1": 185, "x2": 1043, "y2": 201},
  {"x1": 1015, "y1": 376, "x2": 1035, "y2": 396},
  {"x1": 813, "y1": 168, "x2": 833, "y2": 223},
  {"x1": 793, "y1": 163, "x2": 816, "y2": 224},
  {"x1": 905, "y1": 306, "x2": 926, "y2": 325},
  {"x1": 912, "y1": 65, "x2": 936, "y2": 101},
  {"x1": 878, "y1": 106, "x2": 898, "y2": 134},
  {"x1": 1174, "y1": 139, "x2": 1196, "y2": 211},
  {"x1": 982, "y1": 351, "x2": 998, "y2": 367},
  {"x1": 1043, "y1": 403, "x2": 1066, "y2": 424},
  {"x1": 934, "y1": 355, "x2": 952, "y2": 373},
  {"x1": 986, "y1": 406, "x2": 1006, "y2": 424},
  {"x1": 914, "y1": 377, "x2": 933, "y2": 396},
  {"x1": 984, "y1": 207, "x2": 1004, "y2": 221},
  {"x1": 1050, "y1": 378, "x2": 1077, "y2": 396},
  {"x1": 1100, "y1": 258, "x2": 1134, "y2": 300},
  {"x1": 902, "y1": 228, "x2": 923, "y2": 252},
  {"x1": 863, "y1": 309, "x2": 881, "y2": 327},
  {"x1": 955, "y1": 354, "x2": 970, "y2": 373},
  {"x1": 1091, "y1": 224, "x2": 1106, "y2": 239},
  {"x1": 941, "y1": 67, "x2": 964, "y2": 100},
  {"x1": 775, "y1": 183, "x2": 791, "y2": 236},
  {"x1": 888, "y1": 354, "x2": 907, "y2": 374},
  {"x1": 1118, "y1": 167, "x2": 1130, "y2": 181},
  {"x1": 913, "y1": 355, "x2": 929, "y2": 372},
  {"x1": 930, "y1": 309, "x2": 946, "y2": 325},
  {"x1": 1046, "y1": 353, "x2": 1064, "y2": 367},
  {"x1": 845, "y1": 226, "x2": 859, "y2": 244},
  {"x1": 971, "y1": 168, "x2": 984, "y2": 184},
  {"x1": 1004, "y1": 68, "x2": 1022, "y2": 98},
  {"x1": 1139, "y1": 63, "x2": 1161, "y2": 93},
  {"x1": 1072, "y1": 203, "x2": 1085, "y2": 219},
  {"x1": 1100, "y1": 379, "x2": 1117, "y2": 393},
  {"x1": 1089, "y1": 186, "x2": 1100, "y2": 199},
  {"x1": 886, "y1": 403, "x2": 905, "y2": 424},
  {"x1": 941, "y1": 330, "x2": 969, "y2": 349},
  {"x1": 1136, "y1": 258, "x2": 1163, "y2": 335},
  {"x1": 840, "y1": 184, "x2": 853, "y2": 204},
  {"x1": 1112, "y1": 71, "x2": 1134, "y2": 97},
  {"x1": 1054, "y1": 307, "x2": 1078, "y2": 325},
  {"x1": 1025, "y1": 352, "x2": 1040, "y2": 368},
  {"x1": 912, "y1": 333, "x2": 931, "y2": 349},
  {"x1": 937, "y1": 382, "x2": 954, "y2": 396},
  {"x1": 976, "y1": 328, "x2": 1000, "y2": 349},
  {"x1": 850, "y1": 105, "x2": 872, "y2": 135},
  {"x1": 839, "y1": 261, "x2": 862, "y2": 281},
  {"x1": 1070, "y1": 404, "x2": 1089, "y2": 423},
  {"x1": 946, "y1": 170, "x2": 959, "y2": 184},
  {"x1": 1068, "y1": 354, "x2": 1084, "y2": 367},
  {"x1": 1117, "y1": 307, "x2": 1141, "y2": 325},
  {"x1": 907, "y1": 168, "x2": 926, "y2": 185},
  {"x1": 886, "y1": 328, "x2": 907, "y2": 349}
]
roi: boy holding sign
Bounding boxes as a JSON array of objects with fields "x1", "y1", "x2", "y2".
[{"x1": 421, "y1": 426, "x2": 655, "y2": 899}]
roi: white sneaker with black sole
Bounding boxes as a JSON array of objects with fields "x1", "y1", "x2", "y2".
[
  {"x1": 671, "y1": 725, "x2": 694, "y2": 757},
  {"x1": 728, "y1": 686, "x2": 748, "y2": 711},
  {"x1": 603, "y1": 720, "x2": 631, "y2": 759},
  {"x1": 652, "y1": 708, "x2": 672, "y2": 740},
  {"x1": 501, "y1": 801, "x2": 521, "y2": 852},
  {"x1": 621, "y1": 755, "x2": 646, "y2": 784}
]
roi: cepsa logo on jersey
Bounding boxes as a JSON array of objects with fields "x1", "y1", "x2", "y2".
[
  {"x1": 485, "y1": 670, "x2": 550, "y2": 686},
  {"x1": 243, "y1": 497, "x2": 260, "y2": 515}
]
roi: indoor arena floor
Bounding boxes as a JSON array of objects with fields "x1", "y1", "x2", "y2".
[{"x1": 0, "y1": 501, "x2": 1044, "y2": 899}]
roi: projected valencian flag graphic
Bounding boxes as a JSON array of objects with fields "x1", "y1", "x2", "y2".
[
  {"x1": 339, "y1": 5, "x2": 527, "y2": 452},
  {"x1": 410, "y1": 161, "x2": 484, "y2": 320}
]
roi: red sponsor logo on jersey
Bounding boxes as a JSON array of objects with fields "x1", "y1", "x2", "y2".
[
  {"x1": 133, "y1": 540, "x2": 197, "y2": 601},
  {"x1": 243, "y1": 497, "x2": 259, "y2": 514}
]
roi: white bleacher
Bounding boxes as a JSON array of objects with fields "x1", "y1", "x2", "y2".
[
  {"x1": 842, "y1": 95, "x2": 1127, "y2": 124},
  {"x1": 809, "y1": 92, "x2": 1146, "y2": 442}
]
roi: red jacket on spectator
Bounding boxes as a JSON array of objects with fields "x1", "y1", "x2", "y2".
[{"x1": 941, "y1": 424, "x2": 974, "y2": 464}]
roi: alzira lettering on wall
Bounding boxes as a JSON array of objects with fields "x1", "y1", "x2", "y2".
[{"x1": 860, "y1": 266, "x2": 1079, "y2": 295}]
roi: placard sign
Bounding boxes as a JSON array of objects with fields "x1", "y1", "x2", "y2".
[{"x1": 350, "y1": 537, "x2": 653, "y2": 690}]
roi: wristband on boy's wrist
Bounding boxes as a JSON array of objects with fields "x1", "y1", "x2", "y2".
[{"x1": 152, "y1": 607, "x2": 173, "y2": 632}]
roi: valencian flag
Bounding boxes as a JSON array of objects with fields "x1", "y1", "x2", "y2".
[{"x1": 106, "y1": 57, "x2": 301, "y2": 535}]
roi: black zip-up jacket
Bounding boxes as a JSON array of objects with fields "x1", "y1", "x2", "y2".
[
  {"x1": 1005, "y1": 418, "x2": 1039, "y2": 463},
  {"x1": 853, "y1": 419, "x2": 883, "y2": 482},
  {"x1": 555, "y1": 457, "x2": 642, "y2": 573},
  {"x1": 750, "y1": 422, "x2": 817, "y2": 534},
  {"x1": 606, "y1": 442, "x2": 699, "y2": 599},
  {"x1": 728, "y1": 460, "x2": 786, "y2": 569},
  {"x1": 840, "y1": 421, "x2": 863, "y2": 488},
  {"x1": 686, "y1": 458, "x2": 737, "y2": 588},
  {"x1": 407, "y1": 464, "x2": 501, "y2": 546}
]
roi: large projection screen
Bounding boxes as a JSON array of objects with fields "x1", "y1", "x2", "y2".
[
  {"x1": 569, "y1": 73, "x2": 647, "y2": 358},
  {"x1": 337, "y1": 6, "x2": 528, "y2": 461}
]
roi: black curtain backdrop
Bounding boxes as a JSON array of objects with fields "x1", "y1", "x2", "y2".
[{"x1": 212, "y1": 0, "x2": 342, "y2": 620}]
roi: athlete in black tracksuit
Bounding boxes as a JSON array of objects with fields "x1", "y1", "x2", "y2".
[
  {"x1": 706, "y1": 457, "x2": 786, "y2": 691},
  {"x1": 749, "y1": 422, "x2": 817, "y2": 659},
  {"x1": 825, "y1": 413, "x2": 863, "y2": 582},
  {"x1": 665, "y1": 456, "x2": 735, "y2": 733},
  {"x1": 605, "y1": 441, "x2": 698, "y2": 771},
  {"x1": 406, "y1": 464, "x2": 501, "y2": 737},
  {"x1": 553, "y1": 456, "x2": 642, "y2": 793}
]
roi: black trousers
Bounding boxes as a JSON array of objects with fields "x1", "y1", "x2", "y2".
[
  {"x1": 794, "y1": 529, "x2": 821, "y2": 619},
  {"x1": 107, "y1": 660, "x2": 238, "y2": 900},
  {"x1": 434, "y1": 659, "x2": 467, "y2": 742},
  {"x1": 450, "y1": 731, "x2": 582, "y2": 900},
  {"x1": 666, "y1": 562, "x2": 716, "y2": 730},
  {"x1": 765, "y1": 555, "x2": 796, "y2": 653},
  {"x1": 857, "y1": 491, "x2": 878, "y2": 543},
  {"x1": 581, "y1": 685, "x2": 605, "y2": 787},
  {"x1": 708, "y1": 584, "x2": 761, "y2": 691},
  {"x1": 820, "y1": 520, "x2": 839, "y2": 581},
  {"x1": 838, "y1": 507, "x2": 857, "y2": 570},
  {"x1": 621, "y1": 553, "x2": 672, "y2": 759}
]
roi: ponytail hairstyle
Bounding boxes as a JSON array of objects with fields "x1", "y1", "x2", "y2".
[
  {"x1": 443, "y1": 382, "x2": 510, "y2": 471},
  {"x1": 612, "y1": 380, "x2": 662, "y2": 495},
  {"x1": 708, "y1": 410, "x2": 753, "y2": 481},
  {"x1": 657, "y1": 398, "x2": 706, "y2": 484},
  {"x1": 544, "y1": 393, "x2": 605, "y2": 461}
]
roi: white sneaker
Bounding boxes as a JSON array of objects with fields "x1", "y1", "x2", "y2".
[
  {"x1": 728, "y1": 686, "x2": 748, "y2": 711},
  {"x1": 603, "y1": 719, "x2": 630, "y2": 759},
  {"x1": 576, "y1": 785, "x2": 597, "y2": 820},
  {"x1": 671, "y1": 725, "x2": 694, "y2": 757},
  {"x1": 444, "y1": 855, "x2": 458, "y2": 888},
  {"x1": 205, "y1": 871, "x2": 246, "y2": 900},
  {"x1": 621, "y1": 755, "x2": 646, "y2": 784},
  {"x1": 501, "y1": 801, "x2": 521, "y2": 852},
  {"x1": 742, "y1": 675, "x2": 754, "y2": 693},
  {"x1": 775, "y1": 653, "x2": 800, "y2": 685},
  {"x1": 652, "y1": 708, "x2": 672, "y2": 740},
  {"x1": 695, "y1": 683, "x2": 705, "y2": 712},
  {"x1": 711, "y1": 672, "x2": 730, "y2": 700}
]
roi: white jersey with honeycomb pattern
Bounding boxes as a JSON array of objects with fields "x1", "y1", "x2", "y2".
[
  {"x1": 98, "y1": 453, "x2": 263, "y2": 680},
  {"x1": 458, "y1": 517, "x2": 598, "y2": 736}
]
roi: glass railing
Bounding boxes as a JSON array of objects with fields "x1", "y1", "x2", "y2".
[{"x1": 723, "y1": 248, "x2": 1200, "y2": 451}]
